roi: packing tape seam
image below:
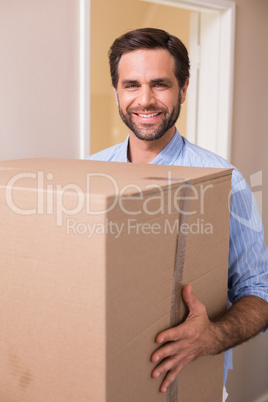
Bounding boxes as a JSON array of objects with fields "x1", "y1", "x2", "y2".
[{"x1": 166, "y1": 184, "x2": 192, "y2": 402}]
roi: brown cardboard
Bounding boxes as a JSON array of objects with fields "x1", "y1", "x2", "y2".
[{"x1": 0, "y1": 158, "x2": 232, "y2": 402}]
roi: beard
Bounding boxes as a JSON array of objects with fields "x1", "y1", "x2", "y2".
[{"x1": 117, "y1": 92, "x2": 182, "y2": 142}]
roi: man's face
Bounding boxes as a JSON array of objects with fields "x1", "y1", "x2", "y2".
[{"x1": 115, "y1": 48, "x2": 187, "y2": 142}]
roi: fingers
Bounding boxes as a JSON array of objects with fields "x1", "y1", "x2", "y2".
[
  {"x1": 151, "y1": 285, "x2": 210, "y2": 393},
  {"x1": 155, "y1": 327, "x2": 177, "y2": 344},
  {"x1": 151, "y1": 340, "x2": 182, "y2": 364},
  {"x1": 151, "y1": 339, "x2": 188, "y2": 368},
  {"x1": 151, "y1": 351, "x2": 192, "y2": 393},
  {"x1": 160, "y1": 368, "x2": 179, "y2": 393},
  {"x1": 155, "y1": 319, "x2": 199, "y2": 347},
  {"x1": 155, "y1": 321, "x2": 191, "y2": 345}
]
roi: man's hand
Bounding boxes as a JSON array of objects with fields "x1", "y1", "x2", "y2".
[
  {"x1": 151, "y1": 285, "x2": 216, "y2": 393},
  {"x1": 151, "y1": 285, "x2": 268, "y2": 393}
]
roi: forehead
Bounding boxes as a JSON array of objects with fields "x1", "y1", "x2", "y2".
[{"x1": 117, "y1": 48, "x2": 177, "y2": 82}]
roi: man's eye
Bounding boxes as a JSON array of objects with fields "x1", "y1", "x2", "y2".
[
  {"x1": 126, "y1": 84, "x2": 138, "y2": 89},
  {"x1": 154, "y1": 83, "x2": 167, "y2": 87}
]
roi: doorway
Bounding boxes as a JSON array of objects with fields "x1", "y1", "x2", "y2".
[{"x1": 85, "y1": 0, "x2": 235, "y2": 161}]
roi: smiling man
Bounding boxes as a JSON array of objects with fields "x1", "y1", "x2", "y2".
[{"x1": 88, "y1": 28, "x2": 268, "y2": 399}]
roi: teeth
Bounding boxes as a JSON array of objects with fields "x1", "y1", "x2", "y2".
[{"x1": 137, "y1": 113, "x2": 159, "y2": 118}]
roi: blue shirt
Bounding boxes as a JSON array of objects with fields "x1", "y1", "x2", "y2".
[{"x1": 87, "y1": 129, "x2": 268, "y2": 383}]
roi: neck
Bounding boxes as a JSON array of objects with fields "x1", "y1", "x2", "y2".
[{"x1": 127, "y1": 127, "x2": 176, "y2": 164}]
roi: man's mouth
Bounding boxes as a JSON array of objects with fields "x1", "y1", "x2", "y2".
[{"x1": 134, "y1": 112, "x2": 161, "y2": 118}]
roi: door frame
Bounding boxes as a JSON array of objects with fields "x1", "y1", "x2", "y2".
[{"x1": 80, "y1": 0, "x2": 90, "y2": 158}]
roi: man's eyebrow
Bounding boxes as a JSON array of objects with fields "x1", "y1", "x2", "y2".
[
  {"x1": 121, "y1": 78, "x2": 173, "y2": 86},
  {"x1": 121, "y1": 79, "x2": 139, "y2": 86},
  {"x1": 151, "y1": 78, "x2": 173, "y2": 85}
]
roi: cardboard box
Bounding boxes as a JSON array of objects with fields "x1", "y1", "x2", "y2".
[{"x1": 0, "y1": 158, "x2": 232, "y2": 402}]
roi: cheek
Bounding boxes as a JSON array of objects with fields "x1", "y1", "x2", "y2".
[
  {"x1": 119, "y1": 93, "x2": 137, "y2": 110},
  {"x1": 156, "y1": 94, "x2": 175, "y2": 110},
  {"x1": 169, "y1": 93, "x2": 180, "y2": 109}
]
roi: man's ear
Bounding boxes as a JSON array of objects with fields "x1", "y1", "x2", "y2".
[
  {"x1": 181, "y1": 78, "x2": 190, "y2": 104},
  {"x1": 113, "y1": 87, "x2": 119, "y2": 106}
]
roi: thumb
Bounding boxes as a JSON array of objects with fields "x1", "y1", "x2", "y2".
[{"x1": 182, "y1": 284, "x2": 199, "y2": 314}]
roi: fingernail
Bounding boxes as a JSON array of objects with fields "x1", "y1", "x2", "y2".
[{"x1": 155, "y1": 372, "x2": 160, "y2": 378}]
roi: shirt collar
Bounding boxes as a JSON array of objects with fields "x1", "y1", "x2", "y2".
[
  {"x1": 118, "y1": 136, "x2": 129, "y2": 162},
  {"x1": 123, "y1": 129, "x2": 184, "y2": 165}
]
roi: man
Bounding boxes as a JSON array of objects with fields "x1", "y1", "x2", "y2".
[{"x1": 88, "y1": 28, "x2": 268, "y2": 396}]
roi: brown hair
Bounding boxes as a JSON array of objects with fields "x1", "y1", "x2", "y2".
[{"x1": 109, "y1": 27, "x2": 190, "y2": 89}]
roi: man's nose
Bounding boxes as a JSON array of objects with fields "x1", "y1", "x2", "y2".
[{"x1": 137, "y1": 86, "x2": 155, "y2": 107}]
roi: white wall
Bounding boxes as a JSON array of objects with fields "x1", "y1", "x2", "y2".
[{"x1": 0, "y1": 0, "x2": 80, "y2": 161}]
